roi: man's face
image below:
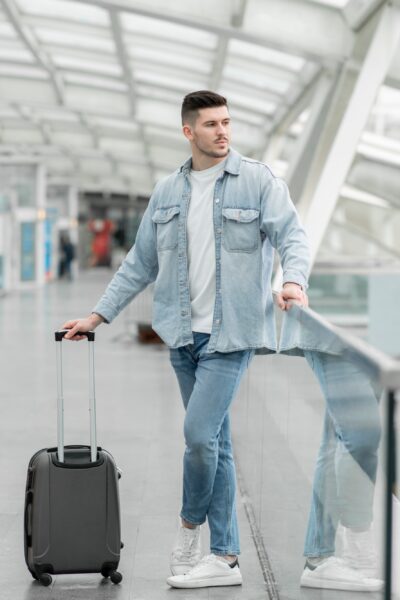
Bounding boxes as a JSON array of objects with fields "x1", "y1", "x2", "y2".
[{"x1": 183, "y1": 105, "x2": 231, "y2": 158}]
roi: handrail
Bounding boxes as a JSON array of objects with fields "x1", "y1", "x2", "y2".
[{"x1": 273, "y1": 291, "x2": 400, "y2": 388}]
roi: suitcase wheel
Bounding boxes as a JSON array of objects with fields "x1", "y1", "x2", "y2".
[
  {"x1": 39, "y1": 573, "x2": 52, "y2": 587},
  {"x1": 110, "y1": 571, "x2": 123, "y2": 585}
]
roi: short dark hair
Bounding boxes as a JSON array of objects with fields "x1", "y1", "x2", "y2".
[{"x1": 181, "y1": 90, "x2": 228, "y2": 125}]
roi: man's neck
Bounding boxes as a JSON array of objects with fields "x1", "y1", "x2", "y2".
[{"x1": 191, "y1": 152, "x2": 228, "y2": 172}]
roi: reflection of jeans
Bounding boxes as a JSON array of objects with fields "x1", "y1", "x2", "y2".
[
  {"x1": 303, "y1": 351, "x2": 381, "y2": 557},
  {"x1": 169, "y1": 333, "x2": 253, "y2": 556}
]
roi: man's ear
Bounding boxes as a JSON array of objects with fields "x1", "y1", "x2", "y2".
[{"x1": 182, "y1": 124, "x2": 193, "y2": 141}]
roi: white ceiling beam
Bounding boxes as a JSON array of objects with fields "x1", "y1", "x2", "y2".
[
  {"x1": 343, "y1": 0, "x2": 387, "y2": 31},
  {"x1": 109, "y1": 9, "x2": 156, "y2": 185},
  {"x1": 1, "y1": 0, "x2": 65, "y2": 105},
  {"x1": 209, "y1": 0, "x2": 248, "y2": 90},
  {"x1": 68, "y1": 0, "x2": 345, "y2": 64},
  {"x1": 78, "y1": 112, "x2": 100, "y2": 149},
  {"x1": 109, "y1": 10, "x2": 136, "y2": 115}
]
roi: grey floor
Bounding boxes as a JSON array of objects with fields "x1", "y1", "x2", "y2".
[{"x1": 0, "y1": 269, "x2": 390, "y2": 600}]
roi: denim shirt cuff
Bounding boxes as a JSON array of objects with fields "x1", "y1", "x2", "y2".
[
  {"x1": 92, "y1": 300, "x2": 118, "y2": 324},
  {"x1": 282, "y1": 272, "x2": 308, "y2": 290}
]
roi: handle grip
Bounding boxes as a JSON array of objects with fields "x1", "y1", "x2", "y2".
[{"x1": 55, "y1": 330, "x2": 95, "y2": 342}]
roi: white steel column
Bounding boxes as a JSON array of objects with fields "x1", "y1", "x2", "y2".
[
  {"x1": 285, "y1": 68, "x2": 341, "y2": 202},
  {"x1": 303, "y1": 4, "x2": 400, "y2": 266}
]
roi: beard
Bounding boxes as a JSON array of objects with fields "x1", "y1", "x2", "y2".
[{"x1": 193, "y1": 137, "x2": 230, "y2": 158}]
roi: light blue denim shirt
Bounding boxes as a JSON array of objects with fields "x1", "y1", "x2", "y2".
[{"x1": 93, "y1": 148, "x2": 311, "y2": 354}]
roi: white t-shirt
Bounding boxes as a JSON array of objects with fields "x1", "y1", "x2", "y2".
[{"x1": 188, "y1": 159, "x2": 227, "y2": 333}]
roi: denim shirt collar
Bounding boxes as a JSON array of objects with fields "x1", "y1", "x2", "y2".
[{"x1": 179, "y1": 147, "x2": 241, "y2": 176}]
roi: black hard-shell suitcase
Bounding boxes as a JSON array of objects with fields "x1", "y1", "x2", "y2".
[{"x1": 24, "y1": 330, "x2": 123, "y2": 587}]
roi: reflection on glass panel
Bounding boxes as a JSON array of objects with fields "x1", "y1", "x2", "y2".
[
  {"x1": 232, "y1": 299, "x2": 398, "y2": 598},
  {"x1": 308, "y1": 273, "x2": 368, "y2": 317}
]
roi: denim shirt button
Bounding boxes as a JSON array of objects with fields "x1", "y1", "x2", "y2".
[
  {"x1": 215, "y1": 198, "x2": 220, "y2": 203},
  {"x1": 216, "y1": 228, "x2": 222, "y2": 234},
  {"x1": 215, "y1": 319, "x2": 221, "y2": 324}
]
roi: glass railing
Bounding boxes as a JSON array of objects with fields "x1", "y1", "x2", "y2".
[{"x1": 233, "y1": 297, "x2": 400, "y2": 600}]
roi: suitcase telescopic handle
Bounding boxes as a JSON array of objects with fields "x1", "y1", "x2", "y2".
[
  {"x1": 55, "y1": 329, "x2": 95, "y2": 342},
  {"x1": 55, "y1": 330, "x2": 97, "y2": 464}
]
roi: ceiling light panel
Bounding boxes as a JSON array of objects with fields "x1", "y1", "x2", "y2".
[
  {"x1": 15, "y1": 0, "x2": 109, "y2": 26},
  {"x1": 91, "y1": 117, "x2": 139, "y2": 132},
  {"x1": 121, "y1": 12, "x2": 217, "y2": 50},
  {"x1": 51, "y1": 131, "x2": 94, "y2": 149},
  {"x1": 78, "y1": 157, "x2": 113, "y2": 175},
  {"x1": 222, "y1": 63, "x2": 291, "y2": 95},
  {"x1": 136, "y1": 84, "x2": 183, "y2": 105},
  {"x1": 229, "y1": 39, "x2": 305, "y2": 72},
  {"x1": 306, "y1": 0, "x2": 349, "y2": 7},
  {"x1": 33, "y1": 109, "x2": 80, "y2": 123},
  {"x1": 2, "y1": 127, "x2": 44, "y2": 144},
  {"x1": 0, "y1": 65, "x2": 48, "y2": 79},
  {"x1": 0, "y1": 47, "x2": 35, "y2": 63},
  {"x1": 34, "y1": 27, "x2": 115, "y2": 53},
  {"x1": 137, "y1": 99, "x2": 181, "y2": 128},
  {"x1": 99, "y1": 138, "x2": 145, "y2": 156},
  {"x1": 134, "y1": 69, "x2": 207, "y2": 94},
  {"x1": 64, "y1": 73, "x2": 127, "y2": 92},
  {"x1": 51, "y1": 55, "x2": 122, "y2": 77},
  {"x1": 220, "y1": 87, "x2": 277, "y2": 115},
  {"x1": 117, "y1": 0, "x2": 233, "y2": 27},
  {"x1": 0, "y1": 21, "x2": 17, "y2": 39},
  {"x1": 64, "y1": 86, "x2": 131, "y2": 117},
  {"x1": 228, "y1": 107, "x2": 267, "y2": 127},
  {"x1": 128, "y1": 45, "x2": 212, "y2": 76}
]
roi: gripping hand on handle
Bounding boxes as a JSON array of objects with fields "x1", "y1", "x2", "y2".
[{"x1": 62, "y1": 313, "x2": 104, "y2": 341}]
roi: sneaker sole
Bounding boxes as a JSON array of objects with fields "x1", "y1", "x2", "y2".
[
  {"x1": 167, "y1": 575, "x2": 243, "y2": 588},
  {"x1": 300, "y1": 577, "x2": 383, "y2": 592}
]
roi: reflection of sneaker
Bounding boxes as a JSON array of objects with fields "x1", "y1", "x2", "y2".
[
  {"x1": 167, "y1": 554, "x2": 242, "y2": 588},
  {"x1": 342, "y1": 527, "x2": 380, "y2": 578},
  {"x1": 169, "y1": 520, "x2": 202, "y2": 576},
  {"x1": 300, "y1": 557, "x2": 384, "y2": 591}
]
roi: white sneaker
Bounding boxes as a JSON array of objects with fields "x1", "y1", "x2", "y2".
[
  {"x1": 300, "y1": 557, "x2": 384, "y2": 592},
  {"x1": 169, "y1": 519, "x2": 202, "y2": 576},
  {"x1": 342, "y1": 526, "x2": 380, "y2": 578},
  {"x1": 167, "y1": 554, "x2": 243, "y2": 588}
]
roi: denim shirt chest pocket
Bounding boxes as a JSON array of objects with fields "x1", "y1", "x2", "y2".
[
  {"x1": 152, "y1": 206, "x2": 180, "y2": 251},
  {"x1": 222, "y1": 208, "x2": 260, "y2": 253}
]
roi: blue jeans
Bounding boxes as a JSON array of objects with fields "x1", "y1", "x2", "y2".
[
  {"x1": 169, "y1": 332, "x2": 254, "y2": 556},
  {"x1": 303, "y1": 351, "x2": 381, "y2": 557}
]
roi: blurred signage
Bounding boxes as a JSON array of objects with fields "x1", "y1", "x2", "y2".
[{"x1": 20, "y1": 222, "x2": 35, "y2": 282}]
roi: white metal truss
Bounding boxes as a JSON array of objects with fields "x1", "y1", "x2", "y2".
[
  {"x1": 301, "y1": 3, "x2": 400, "y2": 266},
  {"x1": 0, "y1": 0, "x2": 398, "y2": 271}
]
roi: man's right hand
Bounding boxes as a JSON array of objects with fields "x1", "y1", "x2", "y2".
[{"x1": 62, "y1": 313, "x2": 104, "y2": 341}]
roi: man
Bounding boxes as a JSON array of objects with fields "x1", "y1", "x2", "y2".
[{"x1": 62, "y1": 90, "x2": 310, "y2": 589}]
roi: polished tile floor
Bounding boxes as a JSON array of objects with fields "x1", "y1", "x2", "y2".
[{"x1": 0, "y1": 270, "x2": 266, "y2": 600}]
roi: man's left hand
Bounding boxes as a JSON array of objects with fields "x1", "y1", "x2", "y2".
[{"x1": 276, "y1": 282, "x2": 308, "y2": 311}]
